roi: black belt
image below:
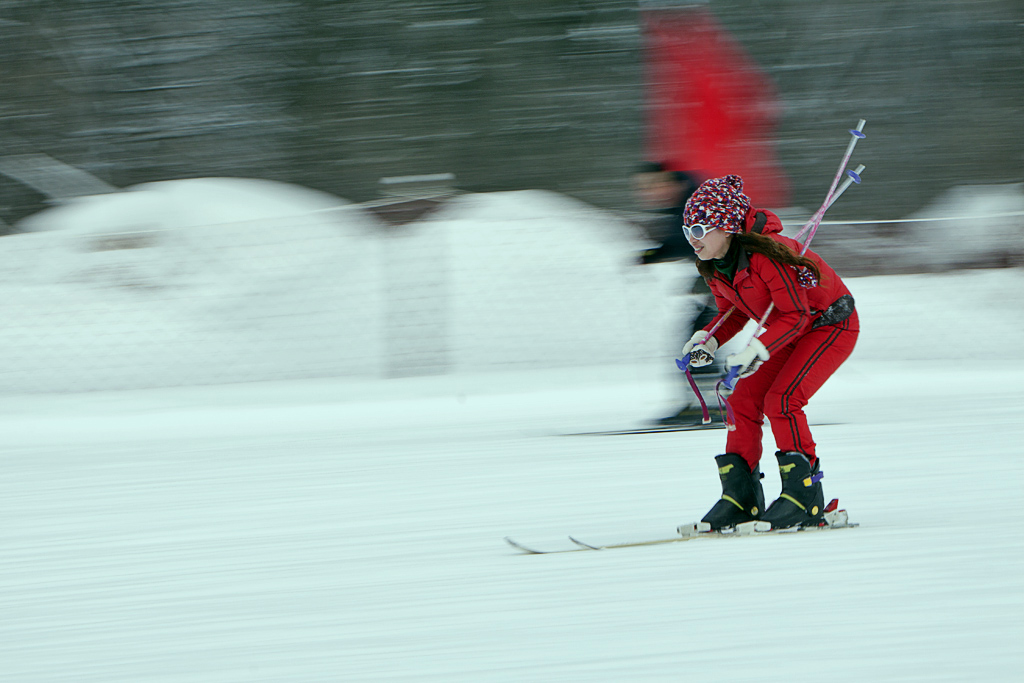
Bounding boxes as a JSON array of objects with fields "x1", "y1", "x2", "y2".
[{"x1": 811, "y1": 294, "x2": 855, "y2": 329}]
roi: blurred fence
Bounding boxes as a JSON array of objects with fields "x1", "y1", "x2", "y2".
[
  {"x1": 1, "y1": 179, "x2": 1022, "y2": 394},
  {"x1": 0, "y1": 212, "x2": 384, "y2": 393},
  {"x1": 0, "y1": 190, "x2": 676, "y2": 393}
]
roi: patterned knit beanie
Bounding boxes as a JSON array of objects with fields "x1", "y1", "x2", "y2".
[{"x1": 683, "y1": 174, "x2": 752, "y2": 234}]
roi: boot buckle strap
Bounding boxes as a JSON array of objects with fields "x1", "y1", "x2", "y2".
[
  {"x1": 779, "y1": 493, "x2": 807, "y2": 511},
  {"x1": 721, "y1": 494, "x2": 745, "y2": 511}
]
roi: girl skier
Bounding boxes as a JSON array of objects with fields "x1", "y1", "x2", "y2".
[{"x1": 679, "y1": 175, "x2": 858, "y2": 530}]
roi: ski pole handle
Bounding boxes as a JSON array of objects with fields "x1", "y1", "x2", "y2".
[
  {"x1": 721, "y1": 302, "x2": 774, "y2": 390},
  {"x1": 675, "y1": 306, "x2": 735, "y2": 371},
  {"x1": 676, "y1": 306, "x2": 737, "y2": 424}
]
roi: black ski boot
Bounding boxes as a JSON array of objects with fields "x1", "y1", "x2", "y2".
[
  {"x1": 761, "y1": 451, "x2": 826, "y2": 529},
  {"x1": 701, "y1": 454, "x2": 766, "y2": 530}
]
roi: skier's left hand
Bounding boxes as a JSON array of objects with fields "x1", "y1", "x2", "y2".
[{"x1": 726, "y1": 339, "x2": 770, "y2": 379}]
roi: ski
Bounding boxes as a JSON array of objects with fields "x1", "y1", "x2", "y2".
[
  {"x1": 562, "y1": 421, "x2": 841, "y2": 437},
  {"x1": 562, "y1": 423, "x2": 726, "y2": 436},
  {"x1": 504, "y1": 534, "x2": 696, "y2": 554},
  {"x1": 506, "y1": 501, "x2": 857, "y2": 554}
]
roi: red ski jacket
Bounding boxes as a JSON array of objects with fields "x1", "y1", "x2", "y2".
[{"x1": 703, "y1": 208, "x2": 855, "y2": 354}]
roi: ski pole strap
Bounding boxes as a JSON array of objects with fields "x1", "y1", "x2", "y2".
[
  {"x1": 714, "y1": 364, "x2": 741, "y2": 430},
  {"x1": 684, "y1": 364, "x2": 711, "y2": 425},
  {"x1": 716, "y1": 378, "x2": 737, "y2": 431},
  {"x1": 676, "y1": 354, "x2": 711, "y2": 422}
]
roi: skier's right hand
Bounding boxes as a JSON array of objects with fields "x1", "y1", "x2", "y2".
[{"x1": 681, "y1": 331, "x2": 718, "y2": 368}]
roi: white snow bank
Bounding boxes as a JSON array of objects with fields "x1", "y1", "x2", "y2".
[
  {"x1": 3, "y1": 179, "x2": 387, "y2": 390},
  {"x1": 847, "y1": 268, "x2": 1024, "y2": 361},
  {"x1": 904, "y1": 182, "x2": 1024, "y2": 268}
]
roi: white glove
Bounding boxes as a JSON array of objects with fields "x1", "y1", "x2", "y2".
[
  {"x1": 681, "y1": 331, "x2": 718, "y2": 368},
  {"x1": 726, "y1": 338, "x2": 770, "y2": 379}
]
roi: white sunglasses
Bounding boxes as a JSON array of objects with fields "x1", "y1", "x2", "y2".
[{"x1": 683, "y1": 223, "x2": 718, "y2": 240}]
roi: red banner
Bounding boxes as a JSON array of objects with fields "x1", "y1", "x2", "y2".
[{"x1": 642, "y1": 7, "x2": 790, "y2": 208}]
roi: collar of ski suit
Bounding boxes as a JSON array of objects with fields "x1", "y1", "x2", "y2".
[
  {"x1": 711, "y1": 209, "x2": 776, "y2": 282},
  {"x1": 712, "y1": 239, "x2": 741, "y2": 281}
]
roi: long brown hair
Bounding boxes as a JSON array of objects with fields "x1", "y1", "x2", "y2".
[{"x1": 696, "y1": 232, "x2": 821, "y2": 283}]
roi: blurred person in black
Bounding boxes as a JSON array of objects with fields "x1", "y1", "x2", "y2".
[{"x1": 632, "y1": 161, "x2": 721, "y2": 426}]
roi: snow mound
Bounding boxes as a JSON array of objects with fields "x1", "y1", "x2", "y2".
[
  {"x1": 1, "y1": 178, "x2": 388, "y2": 391},
  {"x1": 18, "y1": 177, "x2": 361, "y2": 233},
  {"x1": 905, "y1": 183, "x2": 1024, "y2": 269}
]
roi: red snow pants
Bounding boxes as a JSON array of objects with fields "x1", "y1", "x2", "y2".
[{"x1": 725, "y1": 311, "x2": 859, "y2": 470}]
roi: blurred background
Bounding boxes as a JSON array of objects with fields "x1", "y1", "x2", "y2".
[
  {"x1": 2, "y1": 0, "x2": 1021, "y2": 221},
  {"x1": 0, "y1": 0, "x2": 1021, "y2": 391}
]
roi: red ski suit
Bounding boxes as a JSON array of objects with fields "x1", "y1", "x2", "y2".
[{"x1": 702, "y1": 209, "x2": 858, "y2": 470}]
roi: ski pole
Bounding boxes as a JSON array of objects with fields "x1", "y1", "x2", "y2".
[
  {"x1": 800, "y1": 120, "x2": 866, "y2": 251},
  {"x1": 793, "y1": 164, "x2": 865, "y2": 243},
  {"x1": 713, "y1": 301, "x2": 774, "y2": 428},
  {"x1": 719, "y1": 302, "x2": 774, "y2": 392},
  {"x1": 692, "y1": 160, "x2": 858, "y2": 390},
  {"x1": 720, "y1": 120, "x2": 867, "y2": 419},
  {"x1": 679, "y1": 119, "x2": 867, "y2": 425},
  {"x1": 759, "y1": 122, "x2": 866, "y2": 367},
  {"x1": 678, "y1": 160, "x2": 862, "y2": 420}
]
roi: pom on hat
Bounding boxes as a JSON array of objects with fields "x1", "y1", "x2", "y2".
[
  {"x1": 683, "y1": 174, "x2": 752, "y2": 234},
  {"x1": 796, "y1": 266, "x2": 819, "y2": 288}
]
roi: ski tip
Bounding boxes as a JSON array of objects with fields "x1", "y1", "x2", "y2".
[
  {"x1": 568, "y1": 536, "x2": 601, "y2": 550},
  {"x1": 505, "y1": 537, "x2": 544, "y2": 554}
]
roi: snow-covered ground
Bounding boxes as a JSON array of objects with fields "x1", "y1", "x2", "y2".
[
  {"x1": 2, "y1": 272, "x2": 1023, "y2": 682},
  {"x1": 1, "y1": 182, "x2": 1023, "y2": 681}
]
